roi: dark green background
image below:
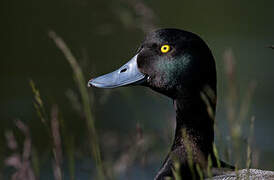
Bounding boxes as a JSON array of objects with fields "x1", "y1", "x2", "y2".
[{"x1": 1, "y1": 0, "x2": 274, "y2": 178}]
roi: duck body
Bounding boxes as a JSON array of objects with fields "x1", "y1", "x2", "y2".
[{"x1": 88, "y1": 29, "x2": 272, "y2": 179}]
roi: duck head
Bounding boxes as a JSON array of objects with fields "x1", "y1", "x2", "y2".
[
  {"x1": 88, "y1": 28, "x2": 216, "y2": 100},
  {"x1": 88, "y1": 29, "x2": 227, "y2": 179}
]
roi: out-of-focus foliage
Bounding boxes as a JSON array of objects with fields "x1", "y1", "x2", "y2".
[{"x1": 1, "y1": 0, "x2": 274, "y2": 179}]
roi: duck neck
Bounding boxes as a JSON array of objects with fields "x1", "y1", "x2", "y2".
[{"x1": 172, "y1": 88, "x2": 216, "y2": 162}]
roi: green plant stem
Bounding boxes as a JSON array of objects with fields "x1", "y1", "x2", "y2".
[{"x1": 48, "y1": 31, "x2": 104, "y2": 179}]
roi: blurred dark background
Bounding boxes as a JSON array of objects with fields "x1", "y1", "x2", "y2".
[{"x1": 1, "y1": 0, "x2": 274, "y2": 179}]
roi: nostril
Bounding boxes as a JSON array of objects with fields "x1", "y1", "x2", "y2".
[{"x1": 120, "y1": 68, "x2": 127, "y2": 73}]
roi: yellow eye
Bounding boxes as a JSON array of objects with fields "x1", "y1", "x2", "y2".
[{"x1": 161, "y1": 45, "x2": 171, "y2": 53}]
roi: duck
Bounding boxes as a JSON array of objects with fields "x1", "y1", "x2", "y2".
[{"x1": 88, "y1": 28, "x2": 274, "y2": 180}]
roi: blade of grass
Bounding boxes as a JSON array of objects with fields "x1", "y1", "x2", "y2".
[
  {"x1": 48, "y1": 31, "x2": 104, "y2": 179},
  {"x1": 172, "y1": 161, "x2": 182, "y2": 180},
  {"x1": 29, "y1": 80, "x2": 48, "y2": 126},
  {"x1": 246, "y1": 116, "x2": 255, "y2": 179},
  {"x1": 51, "y1": 105, "x2": 63, "y2": 180},
  {"x1": 31, "y1": 147, "x2": 40, "y2": 178},
  {"x1": 182, "y1": 128, "x2": 196, "y2": 180}
]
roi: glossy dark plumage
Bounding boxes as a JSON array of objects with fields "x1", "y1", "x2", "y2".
[{"x1": 89, "y1": 28, "x2": 274, "y2": 180}]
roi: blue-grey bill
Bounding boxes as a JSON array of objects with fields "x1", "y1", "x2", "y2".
[{"x1": 88, "y1": 54, "x2": 146, "y2": 88}]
